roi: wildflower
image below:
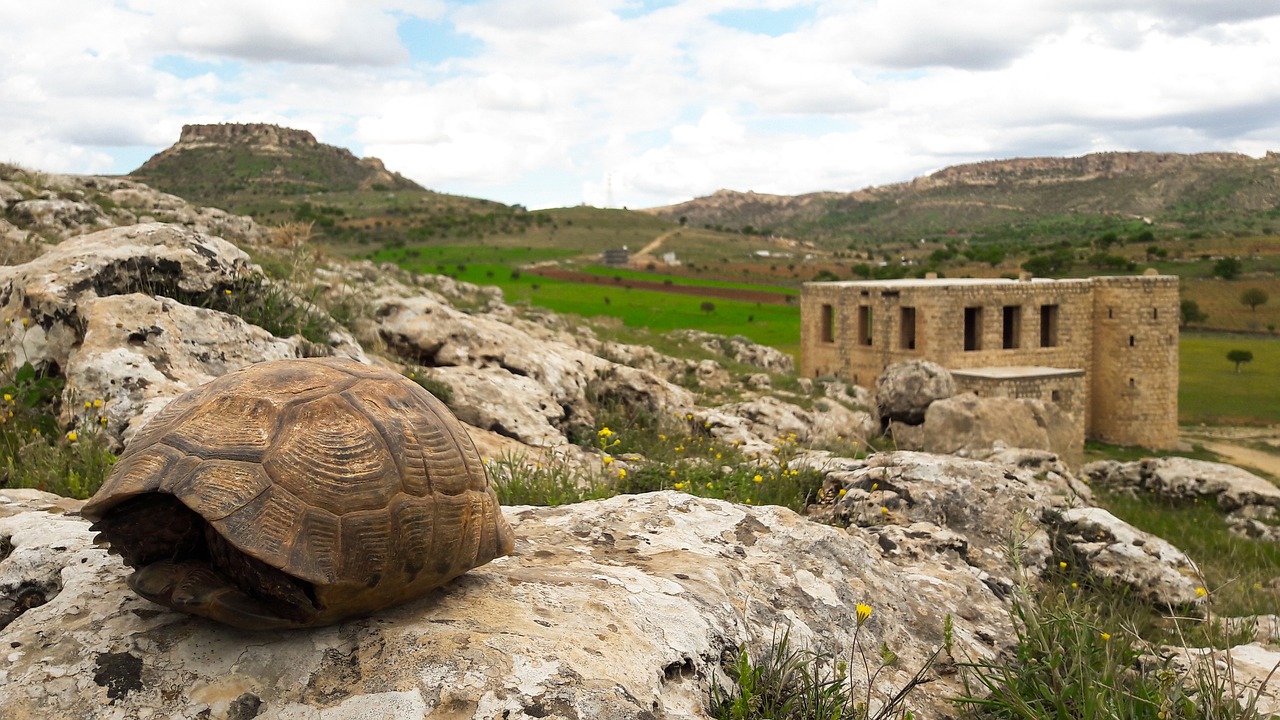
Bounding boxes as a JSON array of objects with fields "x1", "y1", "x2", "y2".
[
  {"x1": 674, "y1": 482, "x2": 684, "y2": 490},
  {"x1": 880, "y1": 506, "x2": 888, "y2": 515},
  {"x1": 669, "y1": 470, "x2": 676, "y2": 478},
  {"x1": 1196, "y1": 587, "x2": 1207, "y2": 597},
  {"x1": 753, "y1": 474, "x2": 763, "y2": 483},
  {"x1": 1071, "y1": 582, "x2": 1079, "y2": 589},
  {"x1": 855, "y1": 603, "x2": 872, "y2": 626},
  {"x1": 617, "y1": 469, "x2": 626, "y2": 479},
  {"x1": 598, "y1": 427, "x2": 614, "y2": 438},
  {"x1": 658, "y1": 434, "x2": 666, "y2": 441},
  {"x1": 22, "y1": 319, "x2": 28, "y2": 327},
  {"x1": 224, "y1": 289, "x2": 232, "y2": 296},
  {"x1": 703, "y1": 421, "x2": 710, "y2": 428},
  {"x1": 99, "y1": 416, "x2": 108, "y2": 425},
  {"x1": 1059, "y1": 561, "x2": 1068, "y2": 569},
  {"x1": 3, "y1": 393, "x2": 11, "y2": 402},
  {"x1": 715, "y1": 453, "x2": 721, "y2": 460},
  {"x1": 838, "y1": 488, "x2": 846, "y2": 496},
  {"x1": 675, "y1": 445, "x2": 684, "y2": 452},
  {"x1": 1100, "y1": 632, "x2": 1112, "y2": 641},
  {"x1": 871, "y1": 483, "x2": 878, "y2": 491},
  {"x1": 686, "y1": 413, "x2": 693, "y2": 420},
  {"x1": 705, "y1": 482, "x2": 712, "y2": 489},
  {"x1": 66, "y1": 431, "x2": 78, "y2": 442},
  {"x1": 603, "y1": 456, "x2": 614, "y2": 465},
  {"x1": 84, "y1": 400, "x2": 92, "y2": 409},
  {"x1": 409, "y1": 371, "x2": 416, "y2": 378}
]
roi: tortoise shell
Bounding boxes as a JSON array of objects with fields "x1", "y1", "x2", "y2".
[{"x1": 81, "y1": 357, "x2": 515, "y2": 630}]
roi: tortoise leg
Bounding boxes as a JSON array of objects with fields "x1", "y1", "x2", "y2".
[{"x1": 129, "y1": 561, "x2": 303, "y2": 631}]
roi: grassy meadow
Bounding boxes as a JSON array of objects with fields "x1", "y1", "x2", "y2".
[{"x1": 1179, "y1": 331, "x2": 1280, "y2": 425}]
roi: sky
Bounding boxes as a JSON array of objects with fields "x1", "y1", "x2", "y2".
[{"x1": 3, "y1": 1, "x2": 1279, "y2": 210}]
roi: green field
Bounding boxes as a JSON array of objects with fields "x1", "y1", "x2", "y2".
[{"x1": 1179, "y1": 331, "x2": 1280, "y2": 425}]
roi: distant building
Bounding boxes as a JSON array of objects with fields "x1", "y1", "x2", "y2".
[
  {"x1": 602, "y1": 248, "x2": 629, "y2": 266},
  {"x1": 801, "y1": 273, "x2": 1179, "y2": 449}
]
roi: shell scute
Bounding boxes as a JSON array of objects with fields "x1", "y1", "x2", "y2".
[
  {"x1": 162, "y1": 393, "x2": 282, "y2": 462},
  {"x1": 170, "y1": 460, "x2": 272, "y2": 521},
  {"x1": 83, "y1": 443, "x2": 198, "y2": 520},
  {"x1": 338, "y1": 508, "x2": 394, "y2": 586},
  {"x1": 288, "y1": 506, "x2": 341, "y2": 585},
  {"x1": 263, "y1": 393, "x2": 401, "y2": 515},
  {"x1": 210, "y1": 484, "x2": 308, "y2": 570}
]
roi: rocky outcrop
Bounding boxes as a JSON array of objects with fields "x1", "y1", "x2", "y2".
[
  {"x1": 923, "y1": 393, "x2": 1083, "y2": 467},
  {"x1": 0, "y1": 223, "x2": 362, "y2": 448},
  {"x1": 874, "y1": 360, "x2": 955, "y2": 428},
  {"x1": 803, "y1": 451, "x2": 1193, "y2": 604},
  {"x1": 0, "y1": 164, "x2": 262, "y2": 248},
  {"x1": 0, "y1": 490, "x2": 1006, "y2": 720},
  {"x1": 1055, "y1": 507, "x2": 1205, "y2": 608},
  {"x1": 665, "y1": 329, "x2": 795, "y2": 374},
  {"x1": 1083, "y1": 457, "x2": 1280, "y2": 542}
]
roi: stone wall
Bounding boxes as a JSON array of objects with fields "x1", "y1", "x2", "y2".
[{"x1": 801, "y1": 275, "x2": 1179, "y2": 449}]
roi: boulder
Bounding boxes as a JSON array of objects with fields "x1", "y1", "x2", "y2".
[
  {"x1": 425, "y1": 365, "x2": 568, "y2": 448},
  {"x1": 874, "y1": 361, "x2": 955, "y2": 427},
  {"x1": 0, "y1": 490, "x2": 1008, "y2": 720},
  {"x1": 1082, "y1": 457, "x2": 1280, "y2": 512},
  {"x1": 665, "y1": 329, "x2": 795, "y2": 373},
  {"x1": 923, "y1": 393, "x2": 1083, "y2": 467},
  {"x1": 1053, "y1": 507, "x2": 1206, "y2": 608}
]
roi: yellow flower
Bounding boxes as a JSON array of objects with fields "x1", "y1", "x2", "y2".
[
  {"x1": 1071, "y1": 582, "x2": 1079, "y2": 589},
  {"x1": 93, "y1": 398, "x2": 103, "y2": 408},
  {"x1": 3, "y1": 393, "x2": 11, "y2": 402},
  {"x1": 686, "y1": 413, "x2": 693, "y2": 420},
  {"x1": 715, "y1": 453, "x2": 721, "y2": 460},
  {"x1": 603, "y1": 456, "x2": 614, "y2": 465},
  {"x1": 855, "y1": 603, "x2": 872, "y2": 625},
  {"x1": 84, "y1": 400, "x2": 92, "y2": 409},
  {"x1": 837, "y1": 488, "x2": 846, "y2": 496},
  {"x1": 669, "y1": 470, "x2": 676, "y2": 478},
  {"x1": 880, "y1": 506, "x2": 888, "y2": 514},
  {"x1": 598, "y1": 427, "x2": 614, "y2": 438},
  {"x1": 1059, "y1": 561, "x2": 1068, "y2": 569},
  {"x1": 753, "y1": 474, "x2": 763, "y2": 483},
  {"x1": 1100, "y1": 632, "x2": 1112, "y2": 641},
  {"x1": 99, "y1": 416, "x2": 108, "y2": 425},
  {"x1": 658, "y1": 434, "x2": 666, "y2": 441},
  {"x1": 66, "y1": 431, "x2": 78, "y2": 442},
  {"x1": 674, "y1": 482, "x2": 684, "y2": 490},
  {"x1": 871, "y1": 483, "x2": 878, "y2": 491},
  {"x1": 617, "y1": 469, "x2": 626, "y2": 479},
  {"x1": 224, "y1": 289, "x2": 232, "y2": 296},
  {"x1": 705, "y1": 482, "x2": 713, "y2": 489},
  {"x1": 675, "y1": 445, "x2": 684, "y2": 452},
  {"x1": 1196, "y1": 587, "x2": 1207, "y2": 597},
  {"x1": 22, "y1": 318, "x2": 28, "y2": 327}
]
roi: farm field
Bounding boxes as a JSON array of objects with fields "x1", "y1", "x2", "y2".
[{"x1": 1179, "y1": 331, "x2": 1280, "y2": 425}]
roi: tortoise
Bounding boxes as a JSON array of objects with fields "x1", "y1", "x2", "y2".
[{"x1": 81, "y1": 357, "x2": 515, "y2": 630}]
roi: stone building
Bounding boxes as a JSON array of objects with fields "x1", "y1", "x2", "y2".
[{"x1": 801, "y1": 273, "x2": 1179, "y2": 449}]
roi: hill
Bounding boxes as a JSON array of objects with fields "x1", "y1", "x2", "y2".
[{"x1": 646, "y1": 151, "x2": 1280, "y2": 247}]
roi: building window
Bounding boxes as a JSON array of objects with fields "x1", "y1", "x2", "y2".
[
  {"x1": 1051, "y1": 390, "x2": 1062, "y2": 402},
  {"x1": 820, "y1": 304, "x2": 835, "y2": 343},
  {"x1": 1129, "y1": 335, "x2": 1135, "y2": 347},
  {"x1": 1039, "y1": 304, "x2": 1059, "y2": 347},
  {"x1": 1153, "y1": 308, "x2": 1158, "y2": 320},
  {"x1": 1108, "y1": 307, "x2": 1113, "y2": 319},
  {"x1": 857, "y1": 306, "x2": 872, "y2": 346},
  {"x1": 1002, "y1": 305, "x2": 1021, "y2": 349},
  {"x1": 900, "y1": 307, "x2": 917, "y2": 350},
  {"x1": 964, "y1": 306, "x2": 983, "y2": 351}
]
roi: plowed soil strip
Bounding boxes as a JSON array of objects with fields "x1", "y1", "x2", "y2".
[{"x1": 529, "y1": 267, "x2": 796, "y2": 306}]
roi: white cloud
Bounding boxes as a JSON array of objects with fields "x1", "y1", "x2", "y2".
[{"x1": 1, "y1": 0, "x2": 1278, "y2": 207}]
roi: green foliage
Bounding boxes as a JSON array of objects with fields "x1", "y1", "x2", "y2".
[
  {"x1": 1181, "y1": 299, "x2": 1208, "y2": 327},
  {"x1": 1180, "y1": 332, "x2": 1280, "y2": 425},
  {"x1": 1021, "y1": 248, "x2": 1076, "y2": 277},
  {"x1": 1214, "y1": 257, "x2": 1243, "y2": 280},
  {"x1": 1, "y1": 362, "x2": 116, "y2": 499},
  {"x1": 1226, "y1": 349, "x2": 1253, "y2": 373},
  {"x1": 710, "y1": 619, "x2": 938, "y2": 720},
  {"x1": 1240, "y1": 288, "x2": 1268, "y2": 312}
]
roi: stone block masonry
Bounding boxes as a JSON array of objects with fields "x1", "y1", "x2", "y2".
[{"x1": 801, "y1": 274, "x2": 1179, "y2": 449}]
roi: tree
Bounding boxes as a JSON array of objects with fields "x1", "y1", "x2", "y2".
[
  {"x1": 1241, "y1": 288, "x2": 1269, "y2": 313},
  {"x1": 699, "y1": 301, "x2": 716, "y2": 314},
  {"x1": 1180, "y1": 299, "x2": 1207, "y2": 327},
  {"x1": 1213, "y1": 257, "x2": 1242, "y2": 280},
  {"x1": 1227, "y1": 349, "x2": 1253, "y2": 373}
]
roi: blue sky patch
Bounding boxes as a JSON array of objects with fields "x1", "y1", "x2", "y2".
[
  {"x1": 154, "y1": 55, "x2": 234, "y2": 81},
  {"x1": 398, "y1": 16, "x2": 482, "y2": 64},
  {"x1": 711, "y1": 6, "x2": 813, "y2": 36}
]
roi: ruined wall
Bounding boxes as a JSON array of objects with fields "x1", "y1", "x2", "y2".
[
  {"x1": 952, "y1": 370, "x2": 1086, "y2": 425},
  {"x1": 1088, "y1": 275, "x2": 1180, "y2": 448},
  {"x1": 800, "y1": 274, "x2": 1180, "y2": 449}
]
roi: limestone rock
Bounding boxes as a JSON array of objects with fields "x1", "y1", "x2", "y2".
[
  {"x1": 62, "y1": 294, "x2": 310, "y2": 448},
  {"x1": 0, "y1": 491, "x2": 1007, "y2": 720},
  {"x1": 1082, "y1": 457, "x2": 1280, "y2": 512},
  {"x1": 1166, "y1": 644, "x2": 1280, "y2": 718},
  {"x1": 923, "y1": 393, "x2": 1083, "y2": 467},
  {"x1": 698, "y1": 396, "x2": 876, "y2": 456},
  {"x1": 808, "y1": 451, "x2": 1089, "y2": 588},
  {"x1": 665, "y1": 329, "x2": 795, "y2": 373},
  {"x1": 874, "y1": 360, "x2": 955, "y2": 427},
  {"x1": 425, "y1": 365, "x2": 567, "y2": 448},
  {"x1": 1053, "y1": 507, "x2": 1206, "y2": 608}
]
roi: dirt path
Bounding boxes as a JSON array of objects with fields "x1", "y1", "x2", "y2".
[
  {"x1": 629, "y1": 229, "x2": 681, "y2": 264},
  {"x1": 1182, "y1": 426, "x2": 1280, "y2": 478}
]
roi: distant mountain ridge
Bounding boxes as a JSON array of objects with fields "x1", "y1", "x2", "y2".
[
  {"x1": 129, "y1": 122, "x2": 423, "y2": 204},
  {"x1": 646, "y1": 151, "x2": 1280, "y2": 243}
]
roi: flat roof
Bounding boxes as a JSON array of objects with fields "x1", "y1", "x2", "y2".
[
  {"x1": 950, "y1": 366, "x2": 1085, "y2": 380},
  {"x1": 803, "y1": 275, "x2": 1174, "y2": 289}
]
